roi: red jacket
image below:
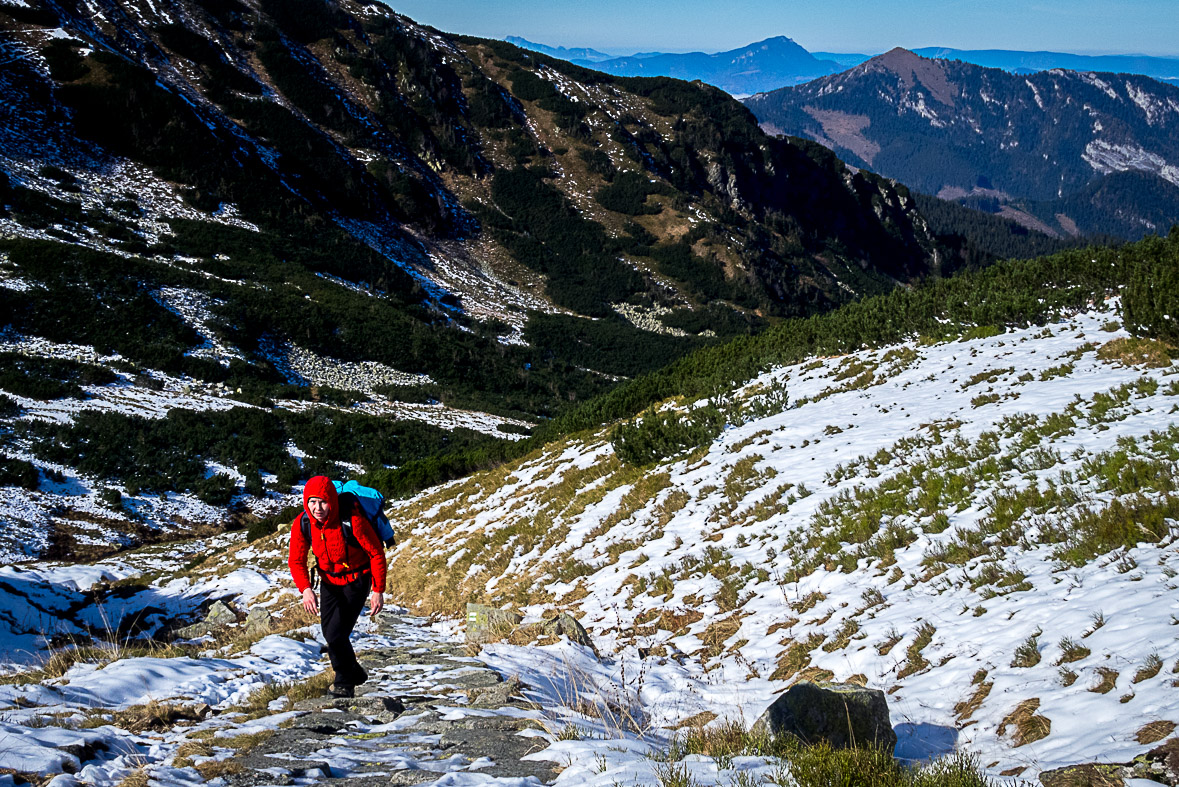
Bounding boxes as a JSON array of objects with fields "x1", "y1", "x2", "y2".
[{"x1": 288, "y1": 475, "x2": 387, "y2": 593}]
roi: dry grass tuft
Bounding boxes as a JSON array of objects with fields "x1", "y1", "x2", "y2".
[
  {"x1": 219, "y1": 730, "x2": 275, "y2": 751},
  {"x1": 1010, "y1": 632, "x2": 1042, "y2": 668},
  {"x1": 999, "y1": 698, "x2": 1051, "y2": 747},
  {"x1": 114, "y1": 768, "x2": 151, "y2": 787},
  {"x1": 793, "y1": 667, "x2": 836, "y2": 684},
  {"x1": 1134, "y1": 653, "x2": 1164, "y2": 684},
  {"x1": 671, "y1": 711, "x2": 718, "y2": 730},
  {"x1": 230, "y1": 681, "x2": 290, "y2": 719},
  {"x1": 700, "y1": 615, "x2": 744, "y2": 659},
  {"x1": 1090, "y1": 667, "x2": 1119, "y2": 694},
  {"x1": 771, "y1": 632, "x2": 825, "y2": 681},
  {"x1": 172, "y1": 741, "x2": 215, "y2": 769},
  {"x1": 635, "y1": 607, "x2": 704, "y2": 634},
  {"x1": 194, "y1": 759, "x2": 244, "y2": 780},
  {"x1": 898, "y1": 623, "x2": 936, "y2": 679},
  {"x1": 1055, "y1": 637, "x2": 1090, "y2": 665},
  {"x1": 1096, "y1": 337, "x2": 1173, "y2": 368},
  {"x1": 1136, "y1": 720, "x2": 1177, "y2": 744},
  {"x1": 98, "y1": 700, "x2": 208, "y2": 733},
  {"x1": 286, "y1": 670, "x2": 335, "y2": 704},
  {"x1": 876, "y1": 630, "x2": 902, "y2": 656},
  {"x1": 954, "y1": 676, "x2": 993, "y2": 723}
]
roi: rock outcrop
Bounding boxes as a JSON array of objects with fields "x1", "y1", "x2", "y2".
[
  {"x1": 174, "y1": 599, "x2": 239, "y2": 639},
  {"x1": 465, "y1": 605, "x2": 598, "y2": 655}
]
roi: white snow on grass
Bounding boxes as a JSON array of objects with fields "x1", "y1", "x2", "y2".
[{"x1": 389, "y1": 299, "x2": 1179, "y2": 781}]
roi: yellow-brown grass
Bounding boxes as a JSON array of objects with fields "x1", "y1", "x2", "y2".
[
  {"x1": 114, "y1": 767, "x2": 150, "y2": 787},
  {"x1": 999, "y1": 699, "x2": 1051, "y2": 746},
  {"x1": 1097, "y1": 337, "x2": 1173, "y2": 368},
  {"x1": 954, "y1": 673, "x2": 993, "y2": 723},
  {"x1": 194, "y1": 760, "x2": 244, "y2": 780},
  {"x1": 286, "y1": 670, "x2": 335, "y2": 705},
  {"x1": 172, "y1": 741, "x2": 214, "y2": 769},
  {"x1": 1136, "y1": 720, "x2": 1176, "y2": 744},
  {"x1": 1090, "y1": 667, "x2": 1119, "y2": 694}
]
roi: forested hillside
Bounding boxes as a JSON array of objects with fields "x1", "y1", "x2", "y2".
[{"x1": 0, "y1": 0, "x2": 971, "y2": 561}]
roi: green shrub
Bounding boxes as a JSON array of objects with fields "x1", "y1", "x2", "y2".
[
  {"x1": 610, "y1": 403, "x2": 724, "y2": 466},
  {"x1": 483, "y1": 166, "x2": 644, "y2": 316},
  {"x1": 98, "y1": 487, "x2": 123, "y2": 511},
  {"x1": 0, "y1": 393, "x2": 23, "y2": 418},
  {"x1": 595, "y1": 171, "x2": 666, "y2": 215},
  {"x1": 0, "y1": 457, "x2": 39, "y2": 490},
  {"x1": 509, "y1": 69, "x2": 558, "y2": 102},
  {"x1": 247, "y1": 506, "x2": 300, "y2": 542},
  {"x1": 579, "y1": 149, "x2": 615, "y2": 181},
  {"x1": 0, "y1": 353, "x2": 116, "y2": 400},
  {"x1": 195, "y1": 473, "x2": 238, "y2": 506}
]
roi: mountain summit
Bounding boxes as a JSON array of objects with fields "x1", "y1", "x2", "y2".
[{"x1": 572, "y1": 35, "x2": 842, "y2": 95}]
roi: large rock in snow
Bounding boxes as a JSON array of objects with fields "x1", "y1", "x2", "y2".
[{"x1": 751, "y1": 682, "x2": 896, "y2": 750}]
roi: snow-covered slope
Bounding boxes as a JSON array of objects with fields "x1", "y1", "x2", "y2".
[{"x1": 387, "y1": 298, "x2": 1179, "y2": 780}]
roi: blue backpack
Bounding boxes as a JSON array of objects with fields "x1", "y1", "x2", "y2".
[{"x1": 300, "y1": 479, "x2": 396, "y2": 549}]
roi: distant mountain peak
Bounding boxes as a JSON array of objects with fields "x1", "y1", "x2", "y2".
[
  {"x1": 558, "y1": 35, "x2": 840, "y2": 95},
  {"x1": 858, "y1": 47, "x2": 958, "y2": 105}
]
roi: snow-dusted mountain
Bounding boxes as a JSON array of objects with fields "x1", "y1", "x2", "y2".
[{"x1": 745, "y1": 48, "x2": 1179, "y2": 239}]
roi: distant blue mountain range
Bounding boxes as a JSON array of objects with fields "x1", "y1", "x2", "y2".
[
  {"x1": 504, "y1": 37, "x2": 617, "y2": 63},
  {"x1": 508, "y1": 36, "x2": 840, "y2": 96},
  {"x1": 507, "y1": 37, "x2": 1179, "y2": 92}
]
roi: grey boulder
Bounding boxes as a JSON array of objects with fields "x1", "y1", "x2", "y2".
[{"x1": 751, "y1": 681, "x2": 896, "y2": 751}]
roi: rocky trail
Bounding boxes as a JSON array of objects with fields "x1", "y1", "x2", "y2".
[{"x1": 219, "y1": 614, "x2": 561, "y2": 787}]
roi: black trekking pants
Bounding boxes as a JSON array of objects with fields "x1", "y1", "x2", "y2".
[{"x1": 320, "y1": 573, "x2": 371, "y2": 686}]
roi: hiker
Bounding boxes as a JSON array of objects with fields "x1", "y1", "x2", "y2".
[{"x1": 288, "y1": 475, "x2": 387, "y2": 698}]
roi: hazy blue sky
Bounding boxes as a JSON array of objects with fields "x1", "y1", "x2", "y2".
[{"x1": 384, "y1": 1, "x2": 1179, "y2": 58}]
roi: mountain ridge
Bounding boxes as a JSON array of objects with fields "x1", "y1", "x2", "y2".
[{"x1": 745, "y1": 48, "x2": 1179, "y2": 239}]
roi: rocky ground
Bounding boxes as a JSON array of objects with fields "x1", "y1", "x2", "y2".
[{"x1": 217, "y1": 613, "x2": 562, "y2": 786}]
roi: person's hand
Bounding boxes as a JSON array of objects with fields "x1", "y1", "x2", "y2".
[
  {"x1": 369, "y1": 591, "x2": 383, "y2": 618},
  {"x1": 302, "y1": 588, "x2": 318, "y2": 615}
]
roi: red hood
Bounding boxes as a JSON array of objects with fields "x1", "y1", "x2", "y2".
[{"x1": 303, "y1": 475, "x2": 339, "y2": 526}]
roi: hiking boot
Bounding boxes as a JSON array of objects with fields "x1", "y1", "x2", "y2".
[{"x1": 329, "y1": 683, "x2": 354, "y2": 698}]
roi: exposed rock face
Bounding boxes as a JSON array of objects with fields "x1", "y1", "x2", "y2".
[
  {"x1": 751, "y1": 681, "x2": 896, "y2": 751},
  {"x1": 538, "y1": 613, "x2": 595, "y2": 651},
  {"x1": 214, "y1": 615, "x2": 560, "y2": 786},
  {"x1": 244, "y1": 606, "x2": 273, "y2": 637}
]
